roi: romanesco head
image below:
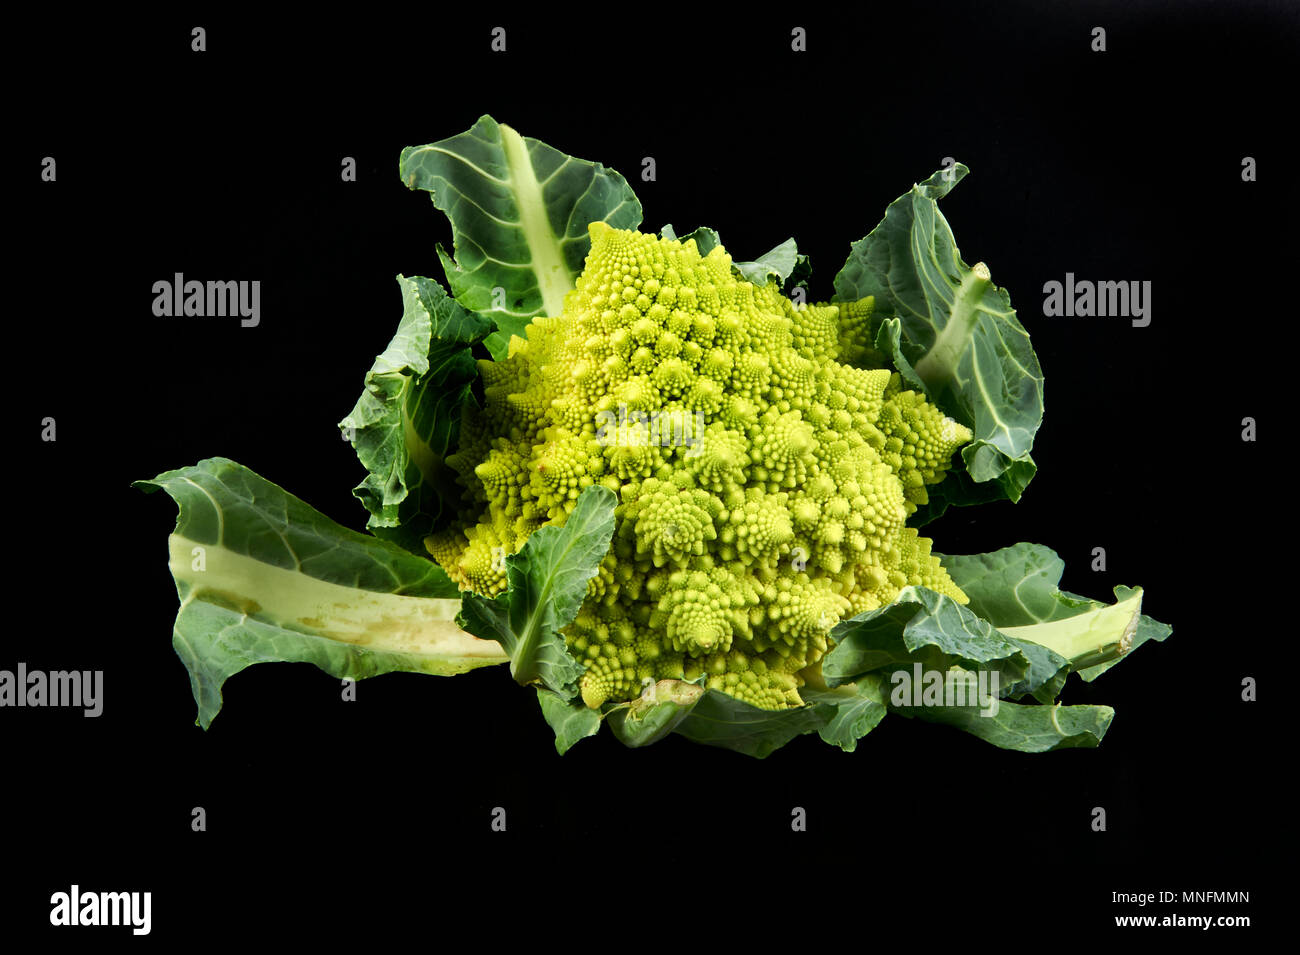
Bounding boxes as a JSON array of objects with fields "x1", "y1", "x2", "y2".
[{"x1": 429, "y1": 222, "x2": 972, "y2": 710}]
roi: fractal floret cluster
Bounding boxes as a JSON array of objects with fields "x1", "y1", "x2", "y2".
[{"x1": 427, "y1": 222, "x2": 973, "y2": 711}]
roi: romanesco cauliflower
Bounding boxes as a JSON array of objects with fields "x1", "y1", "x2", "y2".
[{"x1": 427, "y1": 222, "x2": 972, "y2": 711}]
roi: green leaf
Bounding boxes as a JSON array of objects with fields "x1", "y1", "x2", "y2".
[
  {"x1": 786, "y1": 252, "x2": 812, "y2": 292},
  {"x1": 400, "y1": 114, "x2": 643, "y2": 354},
  {"x1": 802, "y1": 676, "x2": 889, "y2": 753},
  {"x1": 536, "y1": 688, "x2": 603, "y2": 755},
  {"x1": 134, "y1": 458, "x2": 508, "y2": 728},
  {"x1": 602, "y1": 660, "x2": 1105, "y2": 756},
  {"x1": 907, "y1": 464, "x2": 1017, "y2": 526},
  {"x1": 997, "y1": 592, "x2": 1145, "y2": 674},
  {"x1": 606, "y1": 680, "x2": 705, "y2": 749},
  {"x1": 599, "y1": 675, "x2": 890, "y2": 757},
  {"x1": 894, "y1": 699, "x2": 1114, "y2": 752},
  {"x1": 591, "y1": 676, "x2": 842, "y2": 758},
  {"x1": 603, "y1": 677, "x2": 889, "y2": 757},
  {"x1": 941, "y1": 544, "x2": 1172, "y2": 676},
  {"x1": 833, "y1": 163, "x2": 1042, "y2": 504},
  {"x1": 871, "y1": 316, "x2": 926, "y2": 392},
  {"x1": 939, "y1": 543, "x2": 1093, "y2": 626},
  {"x1": 822, "y1": 586, "x2": 1031, "y2": 691},
  {"x1": 872, "y1": 312, "x2": 1034, "y2": 524},
  {"x1": 1075, "y1": 586, "x2": 1173, "y2": 682},
  {"x1": 999, "y1": 637, "x2": 1071, "y2": 704},
  {"x1": 672, "y1": 225, "x2": 721, "y2": 255},
  {"x1": 732, "y1": 237, "x2": 799, "y2": 287},
  {"x1": 670, "y1": 688, "x2": 833, "y2": 759},
  {"x1": 339, "y1": 275, "x2": 490, "y2": 555},
  {"x1": 458, "y1": 485, "x2": 617, "y2": 697}
]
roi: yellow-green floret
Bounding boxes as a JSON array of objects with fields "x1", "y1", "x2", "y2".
[{"x1": 428, "y1": 222, "x2": 973, "y2": 710}]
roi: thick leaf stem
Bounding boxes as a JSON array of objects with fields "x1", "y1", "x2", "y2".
[
  {"x1": 914, "y1": 262, "x2": 991, "y2": 392},
  {"x1": 998, "y1": 590, "x2": 1143, "y2": 671},
  {"x1": 498, "y1": 123, "x2": 570, "y2": 318}
]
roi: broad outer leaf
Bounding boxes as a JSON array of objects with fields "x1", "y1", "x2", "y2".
[
  {"x1": 833, "y1": 163, "x2": 1042, "y2": 504},
  {"x1": 612, "y1": 663, "x2": 1101, "y2": 757},
  {"x1": 802, "y1": 677, "x2": 889, "y2": 753},
  {"x1": 671, "y1": 688, "x2": 832, "y2": 759},
  {"x1": 940, "y1": 543, "x2": 1094, "y2": 625},
  {"x1": 339, "y1": 275, "x2": 490, "y2": 555},
  {"x1": 401, "y1": 114, "x2": 642, "y2": 357},
  {"x1": 822, "y1": 586, "x2": 1032, "y2": 691},
  {"x1": 536, "y1": 688, "x2": 602, "y2": 755},
  {"x1": 609, "y1": 678, "x2": 887, "y2": 756},
  {"x1": 458, "y1": 485, "x2": 617, "y2": 697},
  {"x1": 1000, "y1": 637, "x2": 1071, "y2": 704},
  {"x1": 893, "y1": 699, "x2": 1115, "y2": 752},
  {"x1": 941, "y1": 544, "x2": 1172, "y2": 678},
  {"x1": 135, "y1": 458, "x2": 508, "y2": 728}
]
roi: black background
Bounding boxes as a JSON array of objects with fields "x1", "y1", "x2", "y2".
[{"x1": 10, "y1": 2, "x2": 1292, "y2": 943}]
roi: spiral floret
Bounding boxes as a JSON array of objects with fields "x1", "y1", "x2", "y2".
[{"x1": 429, "y1": 223, "x2": 972, "y2": 710}]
